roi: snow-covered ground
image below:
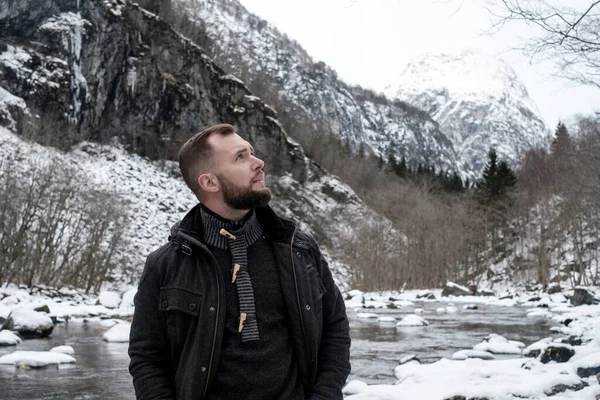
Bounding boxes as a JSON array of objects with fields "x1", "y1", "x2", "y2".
[
  {"x1": 1, "y1": 282, "x2": 599, "y2": 399},
  {"x1": 342, "y1": 288, "x2": 600, "y2": 399}
]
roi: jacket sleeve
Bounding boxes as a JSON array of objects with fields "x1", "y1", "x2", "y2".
[
  {"x1": 308, "y1": 248, "x2": 351, "y2": 399},
  {"x1": 128, "y1": 248, "x2": 175, "y2": 400}
]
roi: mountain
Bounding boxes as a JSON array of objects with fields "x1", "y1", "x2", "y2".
[
  {"x1": 385, "y1": 50, "x2": 551, "y2": 175},
  {"x1": 182, "y1": 0, "x2": 460, "y2": 172},
  {"x1": 0, "y1": 0, "x2": 394, "y2": 286}
]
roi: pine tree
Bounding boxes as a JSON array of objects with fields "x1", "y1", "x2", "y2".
[
  {"x1": 551, "y1": 121, "x2": 570, "y2": 155},
  {"x1": 387, "y1": 153, "x2": 398, "y2": 174},
  {"x1": 358, "y1": 142, "x2": 366, "y2": 159},
  {"x1": 476, "y1": 148, "x2": 516, "y2": 204},
  {"x1": 397, "y1": 156, "x2": 407, "y2": 177},
  {"x1": 477, "y1": 148, "x2": 500, "y2": 202},
  {"x1": 497, "y1": 161, "x2": 517, "y2": 190},
  {"x1": 450, "y1": 171, "x2": 463, "y2": 192}
]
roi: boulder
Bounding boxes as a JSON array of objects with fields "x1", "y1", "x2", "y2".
[
  {"x1": 0, "y1": 330, "x2": 22, "y2": 346},
  {"x1": 547, "y1": 284, "x2": 562, "y2": 294},
  {"x1": 539, "y1": 345, "x2": 575, "y2": 364},
  {"x1": 396, "y1": 314, "x2": 429, "y2": 327},
  {"x1": 570, "y1": 287, "x2": 598, "y2": 306},
  {"x1": 557, "y1": 336, "x2": 583, "y2": 346},
  {"x1": 399, "y1": 354, "x2": 420, "y2": 365},
  {"x1": 547, "y1": 382, "x2": 586, "y2": 396},
  {"x1": 34, "y1": 305, "x2": 50, "y2": 313},
  {"x1": 575, "y1": 352, "x2": 600, "y2": 378},
  {"x1": 442, "y1": 282, "x2": 471, "y2": 297},
  {"x1": 416, "y1": 291, "x2": 435, "y2": 300},
  {"x1": 2, "y1": 309, "x2": 54, "y2": 339},
  {"x1": 477, "y1": 288, "x2": 495, "y2": 297},
  {"x1": 97, "y1": 291, "x2": 122, "y2": 309}
]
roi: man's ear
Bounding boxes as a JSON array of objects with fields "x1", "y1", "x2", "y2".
[{"x1": 198, "y1": 173, "x2": 220, "y2": 193}]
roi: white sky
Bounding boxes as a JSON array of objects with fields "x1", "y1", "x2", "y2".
[{"x1": 237, "y1": 0, "x2": 600, "y2": 127}]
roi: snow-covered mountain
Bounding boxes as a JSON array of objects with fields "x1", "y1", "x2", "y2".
[
  {"x1": 180, "y1": 1, "x2": 551, "y2": 176},
  {"x1": 386, "y1": 50, "x2": 551, "y2": 175},
  {"x1": 183, "y1": 0, "x2": 460, "y2": 172}
]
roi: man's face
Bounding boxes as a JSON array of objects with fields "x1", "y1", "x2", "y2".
[{"x1": 209, "y1": 133, "x2": 271, "y2": 210}]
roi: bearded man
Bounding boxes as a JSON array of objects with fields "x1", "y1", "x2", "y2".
[{"x1": 128, "y1": 124, "x2": 351, "y2": 399}]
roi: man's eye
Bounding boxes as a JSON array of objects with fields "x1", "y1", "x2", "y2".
[{"x1": 236, "y1": 154, "x2": 243, "y2": 161}]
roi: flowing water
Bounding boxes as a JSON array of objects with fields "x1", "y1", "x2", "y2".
[{"x1": 0, "y1": 302, "x2": 553, "y2": 399}]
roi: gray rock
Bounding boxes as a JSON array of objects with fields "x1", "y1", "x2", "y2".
[
  {"x1": 2, "y1": 310, "x2": 54, "y2": 339},
  {"x1": 547, "y1": 284, "x2": 562, "y2": 294},
  {"x1": 34, "y1": 305, "x2": 50, "y2": 314},
  {"x1": 442, "y1": 283, "x2": 471, "y2": 297},
  {"x1": 577, "y1": 365, "x2": 600, "y2": 378},
  {"x1": 571, "y1": 287, "x2": 598, "y2": 306},
  {"x1": 546, "y1": 382, "x2": 587, "y2": 395},
  {"x1": 539, "y1": 345, "x2": 575, "y2": 364}
]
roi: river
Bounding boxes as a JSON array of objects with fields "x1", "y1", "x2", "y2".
[{"x1": 0, "y1": 302, "x2": 552, "y2": 399}]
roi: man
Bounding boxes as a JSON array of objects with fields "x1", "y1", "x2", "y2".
[{"x1": 128, "y1": 124, "x2": 351, "y2": 399}]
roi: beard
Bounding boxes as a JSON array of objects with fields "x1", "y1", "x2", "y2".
[{"x1": 217, "y1": 173, "x2": 272, "y2": 210}]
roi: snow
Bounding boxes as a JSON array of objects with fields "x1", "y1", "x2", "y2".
[
  {"x1": 523, "y1": 337, "x2": 554, "y2": 356},
  {"x1": 0, "y1": 86, "x2": 28, "y2": 130},
  {"x1": 573, "y1": 351, "x2": 600, "y2": 369},
  {"x1": 118, "y1": 287, "x2": 137, "y2": 315},
  {"x1": 386, "y1": 48, "x2": 550, "y2": 177},
  {"x1": 352, "y1": 357, "x2": 585, "y2": 400},
  {"x1": 102, "y1": 322, "x2": 131, "y2": 342},
  {"x1": 445, "y1": 281, "x2": 470, "y2": 293},
  {"x1": 340, "y1": 295, "x2": 600, "y2": 399},
  {"x1": 97, "y1": 291, "x2": 121, "y2": 309},
  {"x1": 39, "y1": 12, "x2": 91, "y2": 124},
  {"x1": 473, "y1": 334, "x2": 524, "y2": 354},
  {"x1": 0, "y1": 330, "x2": 22, "y2": 346},
  {"x1": 7, "y1": 308, "x2": 53, "y2": 331},
  {"x1": 376, "y1": 316, "x2": 397, "y2": 323},
  {"x1": 356, "y1": 313, "x2": 379, "y2": 320},
  {"x1": 452, "y1": 350, "x2": 495, "y2": 360},
  {"x1": 0, "y1": 351, "x2": 76, "y2": 367},
  {"x1": 396, "y1": 314, "x2": 429, "y2": 327},
  {"x1": 343, "y1": 380, "x2": 369, "y2": 395},
  {"x1": 528, "y1": 309, "x2": 553, "y2": 318},
  {"x1": 50, "y1": 345, "x2": 75, "y2": 355}
]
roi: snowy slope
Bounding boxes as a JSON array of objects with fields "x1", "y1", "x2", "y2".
[
  {"x1": 386, "y1": 49, "x2": 551, "y2": 175},
  {"x1": 0, "y1": 124, "x2": 374, "y2": 288}
]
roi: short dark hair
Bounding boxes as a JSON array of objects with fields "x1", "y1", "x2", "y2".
[{"x1": 178, "y1": 124, "x2": 236, "y2": 195}]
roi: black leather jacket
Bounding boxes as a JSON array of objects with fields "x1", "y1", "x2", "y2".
[{"x1": 128, "y1": 204, "x2": 351, "y2": 399}]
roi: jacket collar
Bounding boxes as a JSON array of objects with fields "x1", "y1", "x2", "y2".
[{"x1": 170, "y1": 203, "x2": 296, "y2": 250}]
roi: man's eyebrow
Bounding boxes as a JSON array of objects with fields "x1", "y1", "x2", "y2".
[
  {"x1": 233, "y1": 146, "x2": 251, "y2": 155},
  {"x1": 233, "y1": 145, "x2": 254, "y2": 154}
]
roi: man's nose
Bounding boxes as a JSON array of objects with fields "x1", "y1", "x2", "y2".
[{"x1": 252, "y1": 155, "x2": 265, "y2": 170}]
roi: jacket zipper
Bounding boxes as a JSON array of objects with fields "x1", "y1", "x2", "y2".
[
  {"x1": 177, "y1": 233, "x2": 221, "y2": 399},
  {"x1": 202, "y1": 257, "x2": 220, "y2": 399},
  {"x1": 290, "y1": 227, "x2": 312, "y2": 365}
]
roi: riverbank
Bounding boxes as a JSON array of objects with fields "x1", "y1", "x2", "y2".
[
  {"x1": 342, "y1": 287, "x2": 600, "y2": 399},
  {"x1": 1, "y1": 283, "x2": 599, "y2": 399}
]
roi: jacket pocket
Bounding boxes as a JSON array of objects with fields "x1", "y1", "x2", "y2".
[
  {"x1": 159, "y1": 287, "x2": 202, "y2": 316},
  {"x1": 307, "y1": 264, "x2": 326, "y2": 302}
]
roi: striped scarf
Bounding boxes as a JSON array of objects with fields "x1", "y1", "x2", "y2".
[{"x1": 200, "y1": 205, "x2": 263, "y2": 342}]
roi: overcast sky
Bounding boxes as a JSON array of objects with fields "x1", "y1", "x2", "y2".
[{"x1": 237, "y1": 0, "x2": 600, "y2": 127}]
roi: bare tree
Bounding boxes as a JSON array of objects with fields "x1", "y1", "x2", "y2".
[
  {"x1": 490, "y1": 1, "x2": 600, "y2": 88},
  {"x1": 0, "y1": 153, "x2": 129, "y2": 292}
]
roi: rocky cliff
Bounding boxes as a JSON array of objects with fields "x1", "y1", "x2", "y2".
[
  {"x1": 0, "y1": 0, "x2": 387, "y2": 284},
  {"x1": 186, "y1": 0, "x2": 460, "y2": 172}
]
